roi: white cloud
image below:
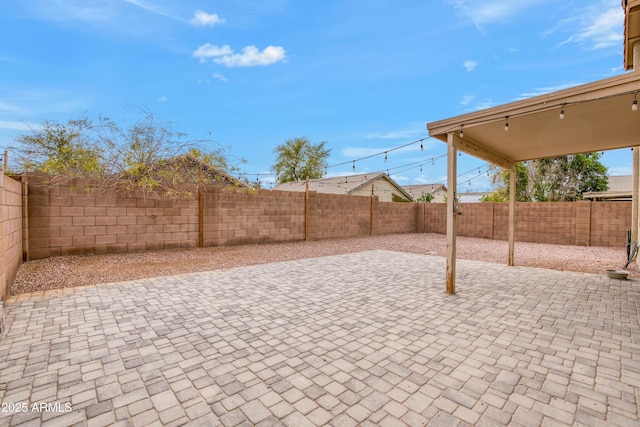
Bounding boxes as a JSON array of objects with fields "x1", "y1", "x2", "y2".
[
  {"x1": 545, "y1": 3, "x2": 623, "y2": 50},
  {"x1": 608, "y1": 165, "x2": 632, "y2": 176},
  {"x1": 460, "y1": 95, "x2": 475, "y2": 105},
  {"x1": 474, "y1": 99, "x2": 496, "y2": 110},
  {"x1": 0, "y1": 101, "x2": 26, "y2": 114},
  {"x1": 560, "y1": 7, "x2": 622, "y2": 49},
  {"x1": 212, "y1": 72, "x2": 228, "y2": 82},
  {"x1": 464, "y1": 60, "x2": 478, "y2": 72},
  {"x1": 516, "y1": 83, "x2": 582, "y2": 99},
  {"x1": 33, "y1": 0, "x2": 117, "y2": 22},
  {"x1": 0, "y1": 120, "x2": 37, "y2": 131},
  {"x1": 190, "y1": 10, "x2": 225, "y2": 27},
  {"x1": 445, "y1": 0, "x2": 547, "y2": 28},
  {"x1": 364, "y1": 123, "x2": 427, "y2": 140},
  {"x1": 122, "y1": 0, "x2": 181, "y2": 21},
  {"x1": 193, "y1": 43, "x2": 233, "y2": 61},
  {"x1": 156, "y1": 95, "x2": 167, "y2": 103},
  {"x1": 193, "y1": 44, "x2": 286, "y2": 67}
]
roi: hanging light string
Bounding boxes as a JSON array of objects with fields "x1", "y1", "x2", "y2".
[
  {"x1": 457, "y1": 170, "x2": 489, "y2": 187},
  {"x1": 388, "y1": 154, "x2": 448, "y2": 175},
  {"x1": 431, "y1": 163, "x2": 490, "y2": 185},
  {"x1": 439, "y1": 89, "x2": 640, "y2": 135},
  {"x1": 239, "y1": 136, "x2": 432, "y2": 181},
  {"x1": 326, "y1": 137, "x2": 430, "y2": 170}
]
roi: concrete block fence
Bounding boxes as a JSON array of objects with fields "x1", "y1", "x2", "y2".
[
  {"x1": 0, "y1": 176, "x2": 24, "y2": 329},
  {"x1": 418, "y1": 201, "x2": 631, "y2": 247},
  {"x1": 0, "y1": 173, "x2": 633, "y2": 305}
]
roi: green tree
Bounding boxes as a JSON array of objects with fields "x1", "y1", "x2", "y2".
[
  {"x1": 416, "y1": 192, "x2": 434, "y2": 203},
  {"x1": 14, "y1": 118, "x2": 102, "y2": 177},
  {"x1": 272, "y1": 137, "x2": 330, "y2": 183},
  {"x1": 483, "y1": 153, "x2": 608, "y2": 202},
  {"x1": 481, "y1": 162, "x2": 530, "y2": 202},
  {"x1": 12, "y1": 109, "x2": 241, "y2": 196}
]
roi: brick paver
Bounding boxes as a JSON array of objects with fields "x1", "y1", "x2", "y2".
[{"x1": 1, "y1": 250, "x2": 639, "y2": 425}]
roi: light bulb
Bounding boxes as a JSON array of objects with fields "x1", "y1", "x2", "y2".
[
  {"x1": 633, "y1": 97, "x2": 638, "y2": 111},
  {"x1": 384, "y1": 152, "x2": 388, "y2": 162},
  {"x1": 504, "y1": 116, "x2": 509, "y2": 132},
  {"x1": 559, "y1": 105, "x2": 565, "y2": 119},
  {"x1": 459, "y1": 125, "x2": 464, "y2": 138}
]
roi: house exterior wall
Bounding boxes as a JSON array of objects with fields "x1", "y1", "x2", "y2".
[{"x1": 350, "y1": 179, "x2": 406, "y2": 202}]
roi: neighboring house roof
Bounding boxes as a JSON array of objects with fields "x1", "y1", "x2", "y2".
[
  {"x1": 608, "y1": 175, "x2": 632, "y2": 192},
  {"x1": 168, "y1": 155, "x2": 250, "y2": 188},
  {"x1": 272, "y1": 172, "x2": 414, "y2": 201},
  {"x1": 403, "y1": 184, "x2": 448, "y2": 202},
  {"x1": 583, "y1": 175, "x2": 632, "y2": 200}
]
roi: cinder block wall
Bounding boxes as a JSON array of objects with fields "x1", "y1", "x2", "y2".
[
  {"x1": 422, "y1": 203, "x2": 446, "y2": 234},
  {"x1": 309, "y1": 192, "x2": 371, "y2": 239},
  {"x1": 590, "y1": 202, "x2": 632, "y2": 247},
  {"x1": 22, "y1": 175, "x2": 634, "y2": 261},
  {"x1": 421, "y1": 201, "x2": 630, "y2": 247},
  {"x1": 203, "y1": 187, "x2": 305, "y2": 246},
  {"x1": 25, "y1": 176, "x2": 198, "y2": 259},
  {"x1": 1, "y1": 176, "x2": 23, "y2": 301},
  {"x1": 374, "y1": 200, "x2": 416, "y2": 235}
]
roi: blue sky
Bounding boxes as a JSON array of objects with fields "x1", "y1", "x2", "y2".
[{"x1": 0, "y1": 0, "x2": 632, "y2": 191}]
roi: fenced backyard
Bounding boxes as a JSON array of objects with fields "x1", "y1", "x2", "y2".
[{"x1": 0, "y1": 173, "x2": 633, "y2": 301}]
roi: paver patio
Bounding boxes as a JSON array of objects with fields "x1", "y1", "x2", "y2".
[{"x1": 0, "y1": 250, "x2": 639, "y2": 426}]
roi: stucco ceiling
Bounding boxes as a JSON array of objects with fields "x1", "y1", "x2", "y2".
[{"x1": 427, "y1": 71, "x2": 640, "y2": 168}]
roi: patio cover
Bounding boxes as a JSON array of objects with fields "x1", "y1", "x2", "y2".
[{"x1": 427, "y1": 70, "x2": 640, "y2": 294}]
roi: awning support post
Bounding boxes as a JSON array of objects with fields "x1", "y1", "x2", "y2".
[
  {"x1": 633, "y1": 148, "x2": 639, "y2": 243},
  {"x1": 446, "y1": 133, "x2": 457, "y2": 294},
  {"x1": 508, "y1": 166, "x2": 516, "y2": 266}
]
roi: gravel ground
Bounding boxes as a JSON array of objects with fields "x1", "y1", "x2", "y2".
[{"x1": 11, "y1": 233, "x2": 638, "y2": 295}]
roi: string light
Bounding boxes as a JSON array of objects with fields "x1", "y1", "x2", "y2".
[
  {"x1": 504, "y1": 116, "x2": 509, "y2": 132},
  {"x1": 459, "y1": 125, "x2": 464, "y2": 138},
  {"x1": 559, "y1": 104, "x2": 565, "y2": 120},
  {"x1": 420, "y1": 141, "x2": 424, "y2": 151},
  {"x1": 384, "y1": 152, "x2": 388, "y2": 162},
  {"x1": 352, "y1": 161, "x2": 355, "y2": 172},
  {"x1": 438, "y1": 89, "x2": 640, "y2": 137}
]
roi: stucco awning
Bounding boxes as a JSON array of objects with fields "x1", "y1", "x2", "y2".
[
  {"x1": 427, "y1": 72, "x2": 640, "y2": 167},
  {"x1": 624, "y1": 0, "x2": 640, "y2": 70},
  {"x1": 426, "y1": 71, "x2": 640, "y2": 294}
]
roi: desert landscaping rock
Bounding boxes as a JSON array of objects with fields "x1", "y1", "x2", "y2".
[{"x1": 11, "y1": 233, "x2": 638, "y2": 295}]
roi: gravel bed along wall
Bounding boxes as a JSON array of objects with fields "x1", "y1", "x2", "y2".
[{"x1": 11, "y1": 233, "x2": 638, "y2": 295}]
